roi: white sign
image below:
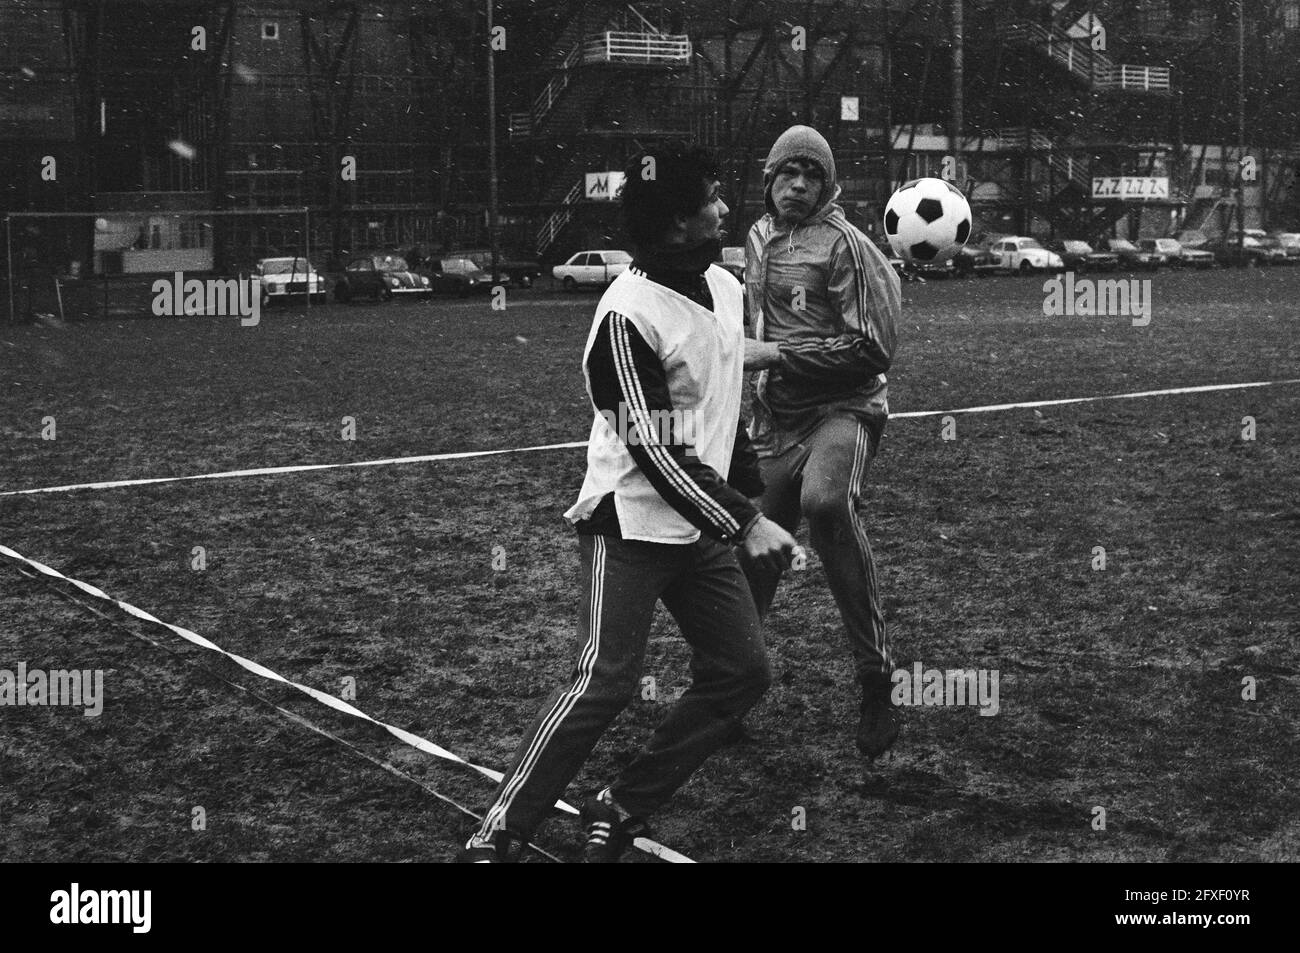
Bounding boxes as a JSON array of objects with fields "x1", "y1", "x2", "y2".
[
  {"x1": 1091, "y1": 176, "x2": 1169, "y2": 200},
  {"x1": 585, "y1": 171, "x2": 626, "y2": 200},
  {"x1": 840, "y1": 96, "x2": 860, "y2": 121}
]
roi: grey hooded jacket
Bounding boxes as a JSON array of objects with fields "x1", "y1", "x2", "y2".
[{"x1": 745, "y1": 128, "x2": 902, "y2": 456}]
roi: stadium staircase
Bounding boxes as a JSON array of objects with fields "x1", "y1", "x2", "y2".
[
  {"x1": 998, "y1": 21, "x2": 1171, "y2": 94},
  {"x1": 515, "y1": 5, "x2": 692, "y2": 258},
  {"x1": 989, "y1": 11, "x2": 1177, "y2": 239}
]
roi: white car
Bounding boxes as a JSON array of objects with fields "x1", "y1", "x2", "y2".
[
  {"x1": 1271, "y1": 232, "x2": 1300, "y2": 259},
  {"x1": 552, "y1": 250, "x2": 632, "y2": 290},
  {"x1": 985, "y1": 237, "x2": 1064, "y2": 274},
  {"x1": 256, "y1": 257, "x2": 326, "y2": 305}
]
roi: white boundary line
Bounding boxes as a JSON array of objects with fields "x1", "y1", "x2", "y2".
[
  {"x1": 16, "y1": 563, "x2": 567, "y2": 862},
  {"x1": 3, "y1": 379, "x2": 1298, "y2": 499},
  {"x1": 0, "y1": 441, "x2": 588, "y2": 497},
  {"x1": 889, "y1": 378, "x2": 1300, "y2": 419},
  {"x1": 0, "y1": 542, "x2": 694, "y2": 864}
]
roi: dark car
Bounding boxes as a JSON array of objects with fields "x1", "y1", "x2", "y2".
[
  {"x1": 1046, "y1": 239, "x2": 1119, "y2": 273},
  {"x1": 333, "y1": 253, "x2": 431, "y2": 302},
  {"x1": 425, "y1": 257, "x2": 498, "y2": 296},
  {"x1": 952, "y1": 239, "x2": 1003, "y2": 277},
  {"x1": 1170, "y1": 231, "x2": 1218, "y2": 269},
  {"x1": 1096, "y1": 238, "x2": 1160, "y2": 272},
  {"x1": 1209, "y1": 235, "x2": 1283, "y2": 268},
  {"x1": 909, "y1": 256, "x2": 959, "y2": 279},
  {"x1": 455, "y1": 249, "x2": 541, "y2": 288}
]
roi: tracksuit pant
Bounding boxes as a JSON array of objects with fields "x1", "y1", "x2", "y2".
[
  {"x1": 742, "y1": 413, "x2": 893, "y2": 682},
  {"x1": 473, "y1": 532, "x2": 771, "y2": 841}
]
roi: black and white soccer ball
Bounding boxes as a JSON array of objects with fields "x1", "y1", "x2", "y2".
[{"x1": 883, "y1": 178, "x2": 972, "y2": 263}]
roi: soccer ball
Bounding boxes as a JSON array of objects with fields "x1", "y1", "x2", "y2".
[{"x1": 883, "y1": 178, "x2": 972, "y2": 263}]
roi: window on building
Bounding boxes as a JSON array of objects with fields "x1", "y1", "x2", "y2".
[{"x1": 262, "y1": 21, "x2": 279, "y2": 41}]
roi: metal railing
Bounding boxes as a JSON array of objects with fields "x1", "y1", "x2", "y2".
[
  {"x1": 1001, "y1": 21, "x2": 1170, "y2": 92},
  {"x1": 1000, "y1": 22, "x2": 1113, "y2": 81},
  {"x1": 522, "y1": 42, "x2": 586, "y2": 135},
  {"x1": 994, "y1": 128, "x2": 1091, "y2": 189},
  {"x1": 513, "y1": 32, "x2": 691, "y2": 137},
  {"x1": 536, "y1": 179, "x2": 585, "y2": 257},
  {"x1": 1093, "y1": 64, "x2": 1171, "y2": 92},
  {"x1": 1046, "y1": 153, "x2": 1092, "y2": 189},
  {"x1": 995, "y1": 126, "x2": 1053, "y2": 151},
  {"x1": 580, "y1": 32, "x2": 691, "y2": 65}
]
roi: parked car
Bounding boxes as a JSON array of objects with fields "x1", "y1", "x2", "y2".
[
  {"x1": 1255, "y1": 235, "x2": 1297, "y2": 264},
  {"x1": 1136, "y1": 237, "x2": 1215, "y2": 269},
  {"x1": 333, "y1": 253, "x2": 431, "y2": 302},
  {"x1": 1271, "y1": 232, "x2": 1300, "y2": 259},
  {"x1": 453, "y1": 249, "x2": 541, "y2": 288},
  {"x1": 1208, "y1": 235, "x2": 1283, "y2": 267},
  {"x1": 1096, "y1": 237, "x2": 1161, "y2": 271},
  {"x1": 255, "y1": 257, "x2": 327, "y2": 305},
  {"x1": 1179, "y1": 246, "x2": 1216, "y2": 269},
  {"x1": 718, "y1": 246, "x2": 746, "y2": 282},
  {"x1": 1136, "y1": 238, "x2": 1181, "y2": 266},
  {"x1": 552, "y1": 250, "x2": 632, "y2": 289},
  {"x1": 953, "y1": 239, "x2": 1001, "y2": 277},
  {"x1": 968, "y1": 236, "x2": 1064, "y2": 275},
  {"x1": 1046, "y1": 240, "x2": 1119, "y2": 273},
  {"x1": 872, "y1": 236, "x2": 949, "y2": 279},
  {"x1": 909, "y1": 255, "x2": 958, "y2": 279},
  {"x1": 424, "y1": 257, "x2": 498, "y2": 296}
]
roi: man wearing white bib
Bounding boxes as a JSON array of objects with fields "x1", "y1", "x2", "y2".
[{"x1": 459, "y1": 142, "x2": 797, "y2": 863}]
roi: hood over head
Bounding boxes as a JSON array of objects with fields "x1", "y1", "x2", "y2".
[{"x1": 763, "y1": 125, "x2": 840, "y2": 219}]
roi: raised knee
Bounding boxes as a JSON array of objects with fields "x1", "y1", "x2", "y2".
[{"x1": 802, "y1": 490, "x2": 852, "y2": 530}]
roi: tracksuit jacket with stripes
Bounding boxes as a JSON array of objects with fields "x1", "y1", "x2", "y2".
[
  {"x1": 744, "y1": 197, "x2": 901, "y2": 455},
  {"x1": 563, "y1": 264, "x2": 764, "y2": 545}
]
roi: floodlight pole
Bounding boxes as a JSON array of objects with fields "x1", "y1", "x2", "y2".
[
  {"x1": 486, "y1": 0, "x2": 501, "y2": 284},
  {"x1": 950, "y1": 0, "x2": 963, "y2": 188},
  {"x1": 1237, "y1": 0, "x2": 1245, "y2": 256}
]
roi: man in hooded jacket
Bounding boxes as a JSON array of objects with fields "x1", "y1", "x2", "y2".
[{"x1": 741, "y1": 124, "x2": 903, "y2": 758}]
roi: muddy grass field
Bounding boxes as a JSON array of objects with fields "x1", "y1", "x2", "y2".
[{"x1": 2, "y1": 267, "x2": 1297, "y2": 863}]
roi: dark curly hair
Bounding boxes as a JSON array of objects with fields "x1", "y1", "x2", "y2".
[{"x1": 618, "y1": 141, "x2": 720, "y2": 250}]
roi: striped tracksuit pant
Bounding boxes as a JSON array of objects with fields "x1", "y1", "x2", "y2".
[
  {"x1": 473, "y1": 532, "x2": 771, "y2": 842},
  {"x1": 741, "y1": 413, "x2": 893, "y2": 681}
]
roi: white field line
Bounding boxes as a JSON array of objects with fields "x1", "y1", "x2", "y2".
[
  {"x1": 0, "y1": 542, "x2": 695, "y2": 863},
  {"x1": 3, "y1": 378, "x2": 1298, "y2": 499}
]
